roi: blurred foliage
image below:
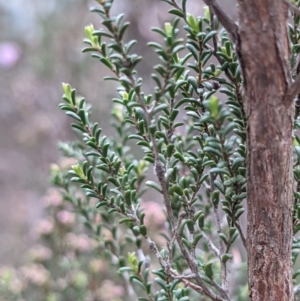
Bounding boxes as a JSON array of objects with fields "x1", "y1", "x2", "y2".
[
  {"x1": 0, "y1": 0, "x2": 163, "y2": 265},
  {"x1": 0, "y1": 188, "x2": 126, "y2": 301}
]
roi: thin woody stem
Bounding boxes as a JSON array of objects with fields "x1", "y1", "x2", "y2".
[{"x1": 203, "y1": 0, "x2": 239, "y2": 44}]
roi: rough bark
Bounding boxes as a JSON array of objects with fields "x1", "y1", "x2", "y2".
[{"x1": 236, "y1": 0, "x2": 295, "y2": 300}]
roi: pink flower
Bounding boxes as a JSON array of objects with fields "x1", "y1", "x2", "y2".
[
  {"x1": 20, "y1": 264, "x2": 50, "y2": 287},
  {"x1": 0, "y1": 267, "x2": 24, "y2": 294},
  {"x1": 96, "y1": 280, "x2": 124, "y2": 300},
  {"x1": 27, "y1": 245, "x2": 53, "y2": 262},
  {"x1": 43, "y1": 189, "x2": 62, "y2": 208},
  {"x1": 34, "y1": 218, "x2": 54, "y2": 237},
  {"x1": 89, "y1": 259, "x2": 107, "y2": 273},
  {"x1": 0, "y1": 42, "x2": 21, "y2": 68},
  {"x1": 76, "y1": 234, "x2": 90, "y2": 252},
  {"x1": 141, "y1": 201, "x2": 166, "y2": 227},
  {"x1": 66, "y1": 233, "x2": 91, "y2": 252},
  {"x1": 56, "y1": 210, "x2": 75, "y2": 226}
]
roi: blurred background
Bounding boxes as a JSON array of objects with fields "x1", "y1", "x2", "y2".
[
  {"x1": 0, "y1": 1, "x2": 239, "y2": 300},
  {"x1": 0, "y1": 0, "x2": 216, "y2": 267}
]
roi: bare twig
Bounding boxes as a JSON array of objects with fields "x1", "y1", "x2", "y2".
[
  {"x1": 203, "y1": 0, "x2": 239, "y2": 44},
  {"x1": 171, "y1": 273, "x2": 196, "y2": 279},
  {"x1": 203, "y1": 181, "x2": 212, "y2": 192},
  {"x1": 210, "y1": 11, "x2": 218, "y2": 54},
  {"x1": 285, "y1": 0, "x2": 300, "y2": 102},
  {"x1": 285, "y1": 0, "x2": 300, "y2": 16},
  {"x1": 285, "y1": 74, "x2": 300, "y2": 103},
  {"x1": 145, "y1": 234, "x2": 227, "y2": 300},
  {"x1": 209, "y1": 174, "x2": 229, "y2": 295},
  {"x1": 193, "y1": 272, "x2": 228, "y2": 301},
  {"x1": 201, "y1": 231, "x2": 221, "y2": 258},
  {"x1": 153, "y1": 149, "x2": 175, "y2": 227},
  {"x1": 234, "y1": 221, "x2": 247, "y2": 250},
  {"x1": 294, "y1": 283, "x2": 300, "y2": 294},
  {"x1": 209, "y1": 175, "x2": 224, "y2": 254},
  {"x1": 168, "y1": 212, "x2": 186, "y2": 262},
  {"x1": 211, "y1": 279, "x2": 230, "y2": 300}
]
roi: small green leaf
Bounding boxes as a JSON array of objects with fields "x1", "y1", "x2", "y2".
[
  {"x1": 211, "y1": 190, "x2": 220, "y2": 207},
  {"x1": 119, "y1": 267, "x2": 134, "y2": 273},
  {"x1": 193, "y1": 233, "x2": 203, "y2": 246},
  {"x1": 62, "y1": 83, "x2": 72, "y2": 101},
  {"x1": 169, "y1": 185, "x2": 183, "y2": 196},
  {"x1": 146, "y1": 181, "x2": 162, "y2": 193},
  {"x1": 65, "y1": 111, "x2": 81, "y2": 121},
  {"x1": 219, "y1": 233, "x2": 228, "y2": 244},
  {"x1": 179, "y1": 297, "x2": 190, "y2": 301},
  {"x1": 100, "y1": 57, "x2": 113, "y2": 69},
  {"x1": 203, "y1": 30, "x2": 217, "y2": 45},
  {"x1": 132, "y1": 278, "x2": 145, "y2": 289},
  {"x1": 210, "y1": 167, "x2": 230, "y2": 176},
  {"x1": 203, "y1": 146, "x2": 222, "y2": 158},
  {"x1": 235, "y1": 208, "x2": 245, "y2": 219},
  {"x1": 186, "y1": 14, "x2": 198, "y2": 33},
  {"x1": 139, "y1": 225, "x2": 147, "y2": 236},
  {"x1": 155, "y1": 277, "x2": 167, "y2": 290},
  {"x1": 208, "y1": 95, "x2": 219, "y2": 119},
  {"x1": 169, "y1": 8, "x2": 185, "y2": 18},
  {"x1": 119, "y1": 218, "x2": 134, "y2": 224},
  {"x1": 204, "y1": 262, "x2": 214, "y2": 279},
  {"x1": 222, "y1": 253, "x2": 233, "y2": 263},
  {"x1": 198, "y1": 213, "x2": 205, "y2": 229}
]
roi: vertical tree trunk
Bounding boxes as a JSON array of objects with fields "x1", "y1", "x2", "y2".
[{"x1": 236, "y1": 0, "x2": 295, "y2": 300}]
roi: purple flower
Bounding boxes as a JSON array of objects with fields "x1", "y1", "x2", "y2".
[{"x1": 0, "y1": 42, "x2": 21, "y2": 68}]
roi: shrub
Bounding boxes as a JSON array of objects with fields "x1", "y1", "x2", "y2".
[
  {"x1": 0, "y1": 188, "x2": 125, "y2": 301},
  {"x1": 55, "y1": 1, "x2": 249, "y2": 300}
]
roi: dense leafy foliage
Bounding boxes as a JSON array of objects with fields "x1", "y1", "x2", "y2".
[{"x1": 56, "y1": 2, "x2": 246, "y2": 299}]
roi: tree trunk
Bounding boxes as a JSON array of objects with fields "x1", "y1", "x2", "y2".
[{"x1": 236, "y1": 0, "x2": 295, "y2": 300}]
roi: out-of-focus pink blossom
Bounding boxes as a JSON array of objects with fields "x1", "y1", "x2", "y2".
[
  {"x1": 34, "y1": 218, "x2": 54, "y2": 237},
  {"x1": 27, "y1": 245, "x2": 53, "y2": 262},
  {"x1": 66, "y1": 233, "x2": 91, "y2": 252},
  {"x1": 141, "y1": 201, "x2": 166, "y2": 227},
  {"x1": 96, "y1": 279, "x2": 124, "y2": 300},
  {"x1": 20, "y1": 264, "x2": 50, "y2": 287},
  {"x1": 55, "y1": 277, "x2": 68, "y2": 290},
  {"x1": 65, "y1": 251, "x2": 76, "y2": 261},
  {"x1": 76, "y1": 234, "x2": 90, "y2": 252},
  {"x1": 58, "y1": 157, "x2": 78, "y2": 169},
  {"x1": 0, "y1": 266, "x2": 24, "y2": 294},
  {"x1": 0, "y1": 42, "x2": 21, "y2": 68},
  {"x1": 56, "y1": 210, "x2": 75, "y2": 226},
  {"x1": 89, "y1": 259, "x2": 107, "y2": 273},
  {"x1": 43, "y1": 189, "x2": 62, "y2": 208}
]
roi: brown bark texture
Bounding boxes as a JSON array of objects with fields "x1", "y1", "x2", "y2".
[{"x1": 236, "y1": 0, "x2": 295, "y2": 300}]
